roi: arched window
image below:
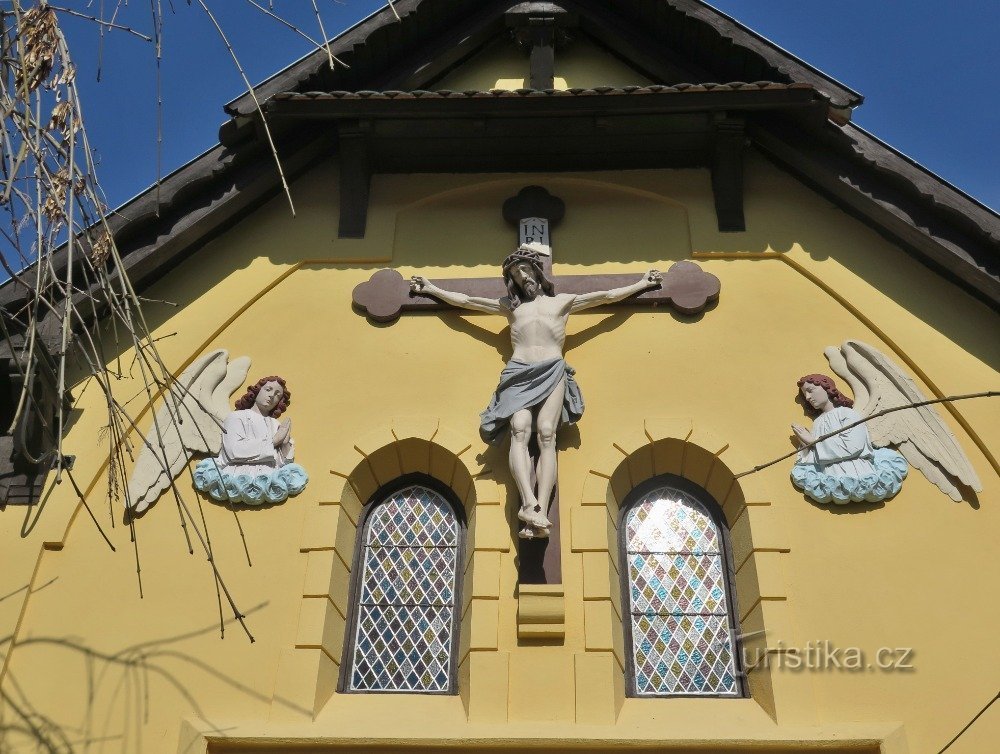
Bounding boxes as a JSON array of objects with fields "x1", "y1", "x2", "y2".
[
  {"x1": 341, "y1": 476, "x2": 464, "y2": 694},
  {"x1": 620, "y1": 475, "x2": 743, "y2": 697}
]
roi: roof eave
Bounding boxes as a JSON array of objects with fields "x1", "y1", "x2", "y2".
[{"x1": 223, "y1": 0, "x2": 864, "y2": 119}]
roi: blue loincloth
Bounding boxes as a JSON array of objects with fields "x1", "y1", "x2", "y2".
[{"x1": 479, "y1": 358, "x2": 585, "y2": 444}]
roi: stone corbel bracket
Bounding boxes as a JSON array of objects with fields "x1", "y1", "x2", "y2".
[
  {"x1": 352, "y1": 260, "x2": 721, "y2": 323},
  {"x1": 517, "y1": 583, "x2": 565, "y2": 640}
]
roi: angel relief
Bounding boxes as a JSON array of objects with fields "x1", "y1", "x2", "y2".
[
  {"x1": 791, "y1": 340, "x2": 982, "y2": 505},
  {"x1": 193, "y1": 375, "x2": 308, "y2": 506},
  {"x1": 125, "y1": 350, "x2": 308, "y2": 514},
  {"x1": 791, "y1": 373, "x2": 908, "y2": 504}
]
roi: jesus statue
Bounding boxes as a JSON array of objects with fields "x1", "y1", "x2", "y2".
[{"x1": 411, "y1": 245, "x2": 661, "y2": 539}]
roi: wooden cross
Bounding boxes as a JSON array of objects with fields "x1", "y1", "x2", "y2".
[
  {"x1": 353, "y1": 259, "x2": 719, "y2": 324},
  {"x1": 352, "y1": 188, "x2": 721, "y2": 584}
]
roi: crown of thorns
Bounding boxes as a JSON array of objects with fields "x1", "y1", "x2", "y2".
[{"x1": 502, "y1": 246, "x2": 546, "y2": 274}]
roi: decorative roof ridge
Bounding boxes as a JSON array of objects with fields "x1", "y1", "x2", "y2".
[
  {"x1": 838, "y1": 121, "x2": 999, "y2": 244},
  {"x1": 224, "y1": 0, "x2": 505, "y2": 118},
  {"x1": 1, "y1": 6, "x2": 991, "y2": 310},
  {"x1": 223, "y1": 0, "x2": 413, "y2": 117},
  {"x1": 662, "y1": 0, "x2": 861, "y2": 109},
  {"x1": 270, "y1": 81, "x2": 820, "y2": 101},
  {"x1": 224, "y1": 0, "x2": 861, "y2": 118}
]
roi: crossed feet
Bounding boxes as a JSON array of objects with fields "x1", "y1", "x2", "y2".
[
  {"x1": 518, "y1": 524, "x2": 550, "y2": 539},
  {"x1": 517, "y1": 504, "x2": 552, "y2": 539}
]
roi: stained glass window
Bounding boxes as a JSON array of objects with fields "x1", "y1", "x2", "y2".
[
  {"x1": 345, "y1": 483, "x2": 462, "y2": 693},
  {"x1": 623, "y1": 481, "x2": 741, "y2": 697}
]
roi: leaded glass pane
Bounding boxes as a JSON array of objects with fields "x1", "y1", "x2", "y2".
[
  {"x1": 625, "y1": 491, "x2": 719, "y2": 553},
  {"x1": 625, "y1": 486, "x2": 739, "y2": 696},
  {"x1": 350, "y1": 605, "x2": 453, "y2": 692},
  {"x1": 360, "y1": 545, "x2": 456, "y2": 606},
  {"x1": 628, "y1": 553, "x2": 728, "y2": 615},
  {"x1": 631, "y1": 614, "x2": 737, "y2": 696},
  {"x1": 366, "y1": 485, "x2": 459, "y2": 547},
  {"x1": 349, "y1": 485, "x2": 459, "y2": 693}
]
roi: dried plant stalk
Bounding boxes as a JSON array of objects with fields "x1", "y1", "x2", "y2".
[
  {"x1": 1, "y1": 12, "x2": 360, "y2": 726},
  {"x1": 1, "y1": 0, "x2": 352, "y2": 652}
]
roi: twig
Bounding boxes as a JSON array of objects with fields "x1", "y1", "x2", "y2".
[
  {"x1": 938, "y1": 692, "x2": 1000, "y2": 754},
  {"x1": 0, "y1": 0, "x2": 263, "y2": 665},
  {"x1": 150, "y1": 0, "x2": 164, "y2": 210},
  {"x1": 47, "y1": 4, "x2": 153, "y2": 41},
  {"x1": 0, "y1": 577, "x2": 57, "y2": 605},
  {"x1": 308, "y1": 0, "x2": 337, "y2": 71},
  {"x1": 110, "y1": 391, "x2": 255, "y2": 641},
  {"x1": 196, "y1": 0, "x2": 295, "y2": 215},
  {"x1": 231, "y1": 506, "x2": 252, "y2": 567},
  {"x1": 64, "y1": 466, "x2": 117, "y2": 552},
  {"x1": 243, "y1": 0, "x2": 348, "y2": 67},
  {"x1": 136, "y1": 296, "x2": 178, "y2": 306},
  {"x1": 53, "y1": 97, "x2": 75, "y2": 483},
  {"x1": 734, "y1": 391, "x2": 1000, "y2": 479}
]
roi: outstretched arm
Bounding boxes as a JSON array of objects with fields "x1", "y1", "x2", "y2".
[
  {"x1": 569, "y1": 269, "x2": 662, "y2": 312},
  {"x1": 410, "y1": 276, "x2": 505, "y2": 314}
]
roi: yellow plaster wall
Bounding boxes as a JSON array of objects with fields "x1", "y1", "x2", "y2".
[
  {"x1": 1, "y1": 152, "x2": 997, "y2": 754},
  {"x1": 436, "y1": 36, "x2": 652, "y2": 91}
]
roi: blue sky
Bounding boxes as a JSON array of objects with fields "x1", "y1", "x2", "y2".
[{"x1": 51, "y1": 0, "x2": 1000, "y2": 212}]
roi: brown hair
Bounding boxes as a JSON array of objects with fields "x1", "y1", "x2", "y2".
[
  {"x1": 235, "y1": 376, "x2": 291, "y2": 417},
  {"x1": 502, "y1": 246, "x2": 555, "y2": 309},
  {"x1": 797, "y1": 373, "x2": 853, "y2": 412}
]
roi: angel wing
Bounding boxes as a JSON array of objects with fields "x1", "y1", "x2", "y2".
[
  {"x1": 824, "y1": 340, "x2": 982, "y2": 501},
  {"x1": 126, "y1": 350, "x2": 251, "y2": 513}
]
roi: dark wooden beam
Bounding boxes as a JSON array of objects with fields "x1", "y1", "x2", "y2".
[
  {"x1": 337, "y1": 121, "x2": 372, "y2": 239},
  {"x1": 265, "y1": 87, "x2": 824, "y2": 120},
  {"x1": 355, "y1": 111, "x2": 716, "y2": 175},
  {"x1": 367, "y1": 132, "x2": 710, "y2": 173},
  {"x1": 506, "y1": 2, "x2": 578, "y2": 91},
  {"x1": 530, "y1": 41, "x2": 555, "y2": 90},
  {"x1": 225, "y1": 0, "x2": 428, "y2": 116},
  {"x1": 371, "y1": 111, "x2": 709, "y2": 137},
  {"x1": 0, "y1": 135, "x2": 335, "y2": 313},
  {"x1": 711, "y1": 114, "x2": 746, "y2": 232},
  {"x1": 353, "y1": 256, "x2": 722, "y2": 585},
  {"x1": 373, "y1": 3, "x2": 507, "y2": 90},
  {"x1": 0, "y1": 336, "x2": 75, "y2": 506},
  {"x1": 225, "y1": 0, "x2": 864, "y2": 117},
  {"x1": 519, "y1": 481, "x2": 562, "y2": 584},
  {"x1": 567, "y1": 0, "x2": 715, "y2": 84},
  {"x1": 263, "y1": 90, "x2": 816, "y2": 198}
]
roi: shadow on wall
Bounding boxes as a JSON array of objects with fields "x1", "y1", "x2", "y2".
[
  {"x1": 705, "y1": 155, "x2": 998, "y2": 368},
  {"x1": 100, "y1": 162, "x2": 998, "y2": 390},
  {"x1": 424, "y1": 305, "x2": 719, "y2": 374},
  {"x1": 120, "y1": 169, "x2": 693, "y2": 385},
  {"x1": 389, "y1": 168, "x2": 997, "y2": 372},
  {"x1": 391, "y1": 176, "x2": 693, "y2": 269},
  {"x1": 0, "y1": 600, "x2": 305, "y2": 754}
]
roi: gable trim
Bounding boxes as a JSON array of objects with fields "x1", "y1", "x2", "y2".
[{"x1": 224, "y1": 0, "x2": 862, "y2": 118}]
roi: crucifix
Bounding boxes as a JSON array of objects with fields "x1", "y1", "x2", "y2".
[{"x1": 353, "y1": 187, "x2": 720, "y2": 583}]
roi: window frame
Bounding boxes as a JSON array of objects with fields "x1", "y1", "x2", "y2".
[
  {"x1": 618, "y1": 473, "x2": 747, "y2": 699},
  {"x1": 338, "y1": 472, "x2": 467, "y2": 696}
]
